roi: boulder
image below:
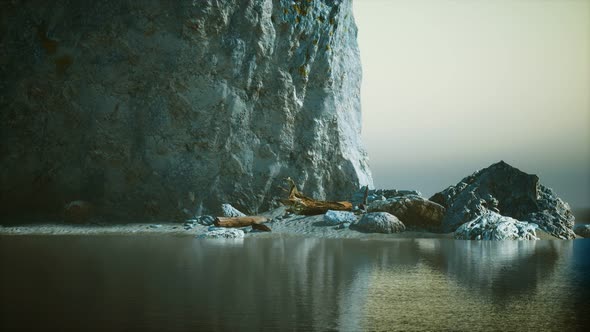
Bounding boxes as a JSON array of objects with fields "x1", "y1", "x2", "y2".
[
  {"x1": 0, "y1": 0, "x2": 372, "y2": 221},
  {"x1": 63, "y1": 200, "x2": 93, "y2": 224},
  {"x1": 324, "y1": 210, "x2": 357, "y2": 225},
  {"x1": 574, "y1": 224, "x2": 590, "y2": 238},
  {"x1": 351, "y1": 212, "x2": 405, "y2": 234},
  {"x1": 454, "y1": 211, "x2": 539, "y2": 240},
  {"x1": 199, "y1": 227, "x2": 245, "y2": 239},
  {"x1": 221, "y1": 204, "x2": 246, "y2": 218},
  {"x1": 368, "y1": 195, "x2": 445, "y2": 231},
  {"x1": 430, "y1": 161, "x2": 575, "y2": 239}
]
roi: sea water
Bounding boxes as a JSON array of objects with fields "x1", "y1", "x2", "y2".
[{"x1": 1, "y1": 236, "x2": 589, "y2": 331}]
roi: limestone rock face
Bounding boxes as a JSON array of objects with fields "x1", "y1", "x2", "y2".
[
  {"x1": 0, "y1": 0, "x2": 373, "y2": 220},
  {"x1": 431, "y1": 161, "x2": 575, "y2": 239},
  {"x1": 367, "y1": 195, "x2": 445, "y2": 231}
]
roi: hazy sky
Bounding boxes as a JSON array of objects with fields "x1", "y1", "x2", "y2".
[{"x1": 353, "y1": 0, "x2": 590, "y2": 208}]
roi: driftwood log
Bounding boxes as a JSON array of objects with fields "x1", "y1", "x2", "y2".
[
  {"x1": 214, "y1": 216, "x2": 271, "y2": 232},
  {"x1": 282, "y1": 177, "x2": 352, "y2": 215}
]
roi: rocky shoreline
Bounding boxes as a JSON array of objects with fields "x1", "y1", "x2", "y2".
[
  {"x1": 1, "y1": 162, "x2": 586, "y2": 240},
  {"x1": 0, "y1": 210, "x2": 561, "y2": 240}
]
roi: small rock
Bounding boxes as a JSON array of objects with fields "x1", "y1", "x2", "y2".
[
  {"x1": 324, "y1": 210, "x2": 357, "y2": 225},
  {"x1": 221, "y1": 204, "x2": 246, "y2": 217},
  {"x1": 454, "y1": 211, "x2": 539, "y2": 240},
  {"x1": 199, "y1": 228, "x2": 245, "y2": 239},
  {"x1": 195, "y1": 215, "x2": 216, "y2": 226},
  {"x1": 64, "y1": 200, "x2": 93, "y2": 224},
  {"x1": 367, "y1": 194, "x2": 385, "y2": 203},
  {"x1": 351, "y1": 212, "x2": 406, "y2": 234},
  {"x1": 574, "y1": 224, "x2": 590, "y2": 238},
  {"x1": 352, "y1": 187, "x2": 422, "y2": 206},
  {"x1": 395, "y1": 190, "x2": 422, "y2": 197},
  {"x1": 336, "y1": 222, "x2": 350, "y2": 230},
  {"x1": 149, "y1": 224, "x2": 163, "y2": 229}
]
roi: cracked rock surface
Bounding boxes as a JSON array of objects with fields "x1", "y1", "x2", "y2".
[
  {"x1": 0, "y1": 0, "x2": 372, "y2": 220},
  {"x1": 431, "y1": 161, "x2": 575, "y2": 239}
]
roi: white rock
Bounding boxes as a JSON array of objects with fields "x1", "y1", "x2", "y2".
[
  {"x1": 221, "y1": 204, "x2": 246, "y2": 217},
  {"x1": 324, "y1": 210, "x2": 357, "y2": 225},
  {"x1": 199, "y1": 228, "x2": 245, "y2": 239},
  {"x1": 455, "y1": 211, "x2": 539, "y2": 240}
]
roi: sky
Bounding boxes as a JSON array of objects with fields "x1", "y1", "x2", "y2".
[{"x1": 353, "y1": 0, "x2": 590, "y2": 209}]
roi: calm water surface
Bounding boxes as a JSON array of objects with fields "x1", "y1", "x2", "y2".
[{"x1": 1, "y1": 236, "x2": 589, "y2": 331}]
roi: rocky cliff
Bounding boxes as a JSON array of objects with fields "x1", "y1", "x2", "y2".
[{"x1": 0, "y1": 0, "x2": 373, "y2": 220}]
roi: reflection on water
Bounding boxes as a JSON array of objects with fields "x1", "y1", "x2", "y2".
[{"x1": 1, "y1": 236, "x2": 589, "y2": 331}]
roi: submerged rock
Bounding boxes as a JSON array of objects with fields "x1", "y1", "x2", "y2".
[
  {"x1": 324, "y1": 210, "x2": 357, "y2": 225},
  {"x1": 455, "y1": 211, "x2": 539, "y2": 240},
  {"x1": 351, "y1": 212, "x2": 405, "y2": 234},
  {"x1": 574, "y1": 224, "x2": 590, "y2": 238},
  {"x1": 431, "y1": 161, "x2": 575, "y2": 239},
  {"x1": 368, "y1": 195, "x2": 445, "y2": 231},
  {"x1": 221, "y1": 204, "x2": 246, "y2": 218},
  {"x1": 199, "y1": 228, "x2": 245, "y2": 239},
  {"x1": 0, "y1": 0, "x2": 372, "y2": 221}
]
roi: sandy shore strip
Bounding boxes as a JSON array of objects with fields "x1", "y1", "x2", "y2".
[{"x1": 0, "y1": 212, "x2": 563, "y2": 240}]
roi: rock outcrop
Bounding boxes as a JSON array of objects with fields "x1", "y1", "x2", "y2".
[
  {"x1": 0, "y1": 0, "x2": 373, "y2": 221},
  {"x1": 367, "y1": 195, "x2": 445, "y2": 231},
  {"x1": 454, "y1": 211, "x2": 539, "y2": 240},
  {"x1": 351, "y1": 212, "x2": 405, "y2": 234},
  {"x1": 431, "y1": 161, "x2": 575, "y2": 239}
]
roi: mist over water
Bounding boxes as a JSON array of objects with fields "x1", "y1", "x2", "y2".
[{"x1": 353, "y1": 0, "x2": 590, "y2": 209}]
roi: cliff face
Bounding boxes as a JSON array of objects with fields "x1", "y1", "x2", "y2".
[{"x1": 0, "y1": 0, "x2": 373, "y2": 219}]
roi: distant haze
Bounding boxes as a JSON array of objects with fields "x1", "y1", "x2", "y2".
[{"x1": 353, "y1": 0, "x2": 590, "y2": 208}]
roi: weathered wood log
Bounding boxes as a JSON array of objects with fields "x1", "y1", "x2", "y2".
[
  {"x1": 214, "y1": 216, "x2": 268, "y2": 228},
  {"x1": 282, "y1": 177, "x2": 353, "y2": 215}
]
